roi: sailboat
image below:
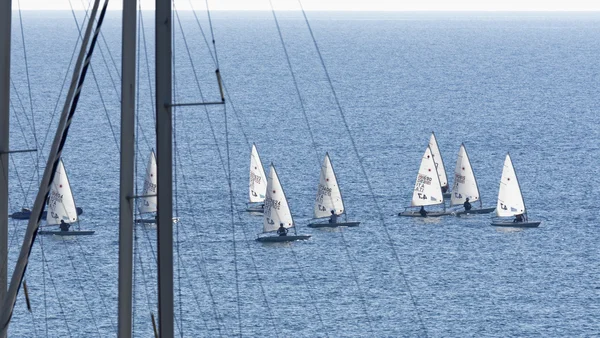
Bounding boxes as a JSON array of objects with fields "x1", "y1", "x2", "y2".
[
  {"x1": 398, "y1": 146, "x2": 450, "y2": 217},
  {"x1": 307, "y1": 153, "x2": 359, "y2": 228},
  {"x1": 38, "y1": 159, "x2": 94, "y2": 236},
  {"x1": 490, "y1": 153, "x2": 541, "y2": 227},
  {"x1": 429, "y1": 132, "x2": 451, "y2": 198},
  {"x1": 256, "y1": 163, "x2": 311, "y2": 242},
  {"x1": 450, "y1": 143, "x2": 495, "y2": 216},
  {"x1": 10, "y1": 206, "x2": 83, "y2": 220},
  {"x1": 136, "y1": 150, "x2": 158, "y2": 223},
  {"x1": 246, "y1": 143, "x2": 267, "y2": 213}
]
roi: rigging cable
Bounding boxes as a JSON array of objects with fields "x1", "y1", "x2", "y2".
[
  {"x1": 296, "y1": 2, "x2": 429, "y2": 335},
  {"x1": 16, "y1": 0, "x2": 40, "y2": 186},
  {"x1": 59, "y1": 238, "x2": 102, "y2": 337},
  {"x1": 202, "y1": 1, "x2": 242, "y2": 335}
]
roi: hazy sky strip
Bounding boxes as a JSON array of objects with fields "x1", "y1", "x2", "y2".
[{"x1": 13, "y1": 0, "x2": 600, "y2": 11}]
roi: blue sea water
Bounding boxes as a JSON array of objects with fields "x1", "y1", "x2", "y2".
[{"x1": 5, "y1": 10, "x2": 600, "y2": 337}]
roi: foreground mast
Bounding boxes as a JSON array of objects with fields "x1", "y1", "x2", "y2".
[
  {"x1": 155, "y1": 0, "x2": 174, "y2": 335},
  {"x1": 0, "y1": 2, "x2": 12, "y2": 338}
]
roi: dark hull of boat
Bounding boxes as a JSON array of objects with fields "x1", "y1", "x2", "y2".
[
  {"x1": 10, "y1": 207, "x2": 84, "y2": 220},
  {"x1": 455, "y1": 207, "x2": 496, "y2": 216},
  {"x1": 490, "y1": 221, "x2": 541, "y2": 228},
  {"x1": 38, "y1": 230, "x2": 95, "y2": 236},
  {"x1": 245, "y1": 207, "x2": 264, "y2": 213},
  {"x1": 443, "y1": 192, "x2": 451, "y2": 199},
  {"x1": 256, "y1": 235, "x2": 311, "y2": 242},
  {"x1": 398, "y1": 211, "x2": 451, "y2": 217},
  {"x1": 135, "y1": 219, "x2": 157, "y2": 224},
  {"x1": 307, "y1": 221, "x2": 360, "y2": 228}
]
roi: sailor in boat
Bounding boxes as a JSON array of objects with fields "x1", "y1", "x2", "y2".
[
  {"x1": 441, "y1": 185, "x2": 448, "y2": 194},
  {"x1": 59, "y1": 220, "x2": 70, "y2": 232},
  {"x1": 419, "y1": 206, "x2": 428, "y2": 217},
  {"x1": 277, "y1": 223, "x2": 288, "y2": 236},
  {"x1": 463, "y1": 198, "x2": 472, "y2": 212},
  {"x1": 329, "y1": 210, "x2": 338, "y2": 224},
  {"x1": 513, "y1": 214, "x2": 524, "y2": 223}
]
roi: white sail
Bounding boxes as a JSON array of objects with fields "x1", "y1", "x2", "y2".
[
  {"x1": 314, "y1": 153, "x2": 344, "y2": 218},
  {"x1": 429, "y1": 132, "x2": 448, "y2": 190},
  {"x1": 496, "y1": 153, "x2": 525, "y2": 217},
  {"x1": 249, "y1": 143, "x2": 267, "y2": 203},
  {"x1": 263, "y1": 164, "x2": 293, "y2": 233},
  {"x1": 139, "y1": 150, "x2": 157, "y2": 214},
  {"x1": 47, "y1": 159, "x2": 78, "y2": 225},
  {"x1": 450, "y1": 144, "x2": 480, "y2": 206},
  {"x1": 411, "y1": 146, "x2": 444, "y2": 207}
]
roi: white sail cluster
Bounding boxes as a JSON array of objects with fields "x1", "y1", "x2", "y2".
[
  {"x1": 263, "y1": 164, "x2": 294, "y2": 233},
  {"x1": 139, "y1": 151, "x2": 158, "y2": 214},
  {"x1": 411, "y1": 146, "x2": 444, "y2": 207},
  {"x1": 496, "y1": 153, "x2": 526, "y2": 217},
  {"x1": 47, "y1": 159, "x2": 78, "y2": 225}
]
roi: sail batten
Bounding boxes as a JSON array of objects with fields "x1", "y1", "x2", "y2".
[
  {"x1": 450, "y1": 144, "x2": 480, "y2": 206},
  {"x1": 249, "y1": 144, "x2": 267, "y2": 203},
  {"x1": 139, "y1": 151, "x2": 157, "y2": 214},
  {"x1": 47, "y1": 159, "x2": 78, "y2": 225},
  {"x1": 411, "y1": 146, "x2": 444, "y2": 207},
  {"x1": 496, "y1": 153, "x2": 526, "y2": 217},
  {"x1": 263, "y1": 164, "x2": 294, "y2": 233},
  {"x1": 314, "y1": 153, "x2": 344, "y2": 218}
]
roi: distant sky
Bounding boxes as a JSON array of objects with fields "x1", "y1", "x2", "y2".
[{"x1": 14, "y1": 0, "x2": 600, "y2": 11}]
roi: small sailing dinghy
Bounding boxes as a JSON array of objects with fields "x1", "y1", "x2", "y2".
[
  {"x1": 246, "y1": 143, "x2": 267, "y2": 213},
  {"x1": 307, "y1": 153, "x2": 360, "y2": 228},
  {"x1": 429, "y1": 132, "x2": 451, "y2": 198},
  {"x1": 136, "y1": 150, "x2": 158, "y2": 224},
  {"x1": 450, "y1": 144, "x2": 495, "y2": 216},
  {"x1": 490, "y1": 153, "x2": 541, "y2": 228},
  {"x1": 256, "y1": 164, "x2": 311, "y2": 242},
  {"x1": 399, "y1": 146, "x2": 450, "y2": 217},
  {"x1": 38, "y1": 159, "x2": 94, "y2": 236}
]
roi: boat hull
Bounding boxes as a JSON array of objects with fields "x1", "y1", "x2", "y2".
[
  {"x1": 443, "y1": 192, "x2": 451, "y2": 199},
  {"x1": 398, "y1": 211, "x2": 452, "y2": 217},
  {"x1": 490, "y1": 221, "x2": 541, "y2": 228},
  {"x1": 454, "y1": 207, "x2": 496, "y2": 216},
  {"x1": 307, "y1": 221, "x2": 360, "y2": 228},
  {"x1": 256, "y1": 235, "x2": 311, "y2": 242},
  {"x1": 245, "y1": 207, "x2": 264, "y2": 213},
  {"x1": 10, "y1": 207, "x2": 84, "y2": 220},
  {"x1": 38, "y1": 230, "x2": 95, "y2": 236},
  {"x1": 135, "y1": 218, "x2": 156, "y2": 224}
]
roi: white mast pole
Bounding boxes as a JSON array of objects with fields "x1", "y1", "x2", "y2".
[
  {"x1": 118, "y1": 0, "x2": 137, "y2": 336},
  {"x1": 0, "y1": 2, "x2": 12, "y2": 338},
  {"x1": 155, "y1": 0, "x2": 174, "y2": 335}
]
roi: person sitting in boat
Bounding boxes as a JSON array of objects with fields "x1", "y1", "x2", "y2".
[
  {"x1": 277, "y1": 223, "x2": 288, "y2": 236},
  {"x1": 329, "y1": 210, "x2": 338, "y2": 224},
  {"x1": 59, "y1": 220, "x2": 70, "y2": 232},
  {"x1": 513, "y1": 214, "x2": 524, "y2": 223},
  {"x1": 463, "y1": 198, "x2": 472, "y2": 211},
  {"x1": 441, "y1": 185, "x2": 448, "y2": 193},
  {"x1": 419, "y1": 206, "x2": 427, "y2": 217}
]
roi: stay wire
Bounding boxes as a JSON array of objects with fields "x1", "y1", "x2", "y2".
[
  {"x1": 268, "y1": 3, "x2": 373, "y2": 332},
  {"x1": 16, "y1": 0, "x2": 41, "y2": 185},
  {"x1": 60, "y1": 239, "x2": 102, "y2": 337},
  {"x1": 39, "y1": 238, "x2": 72, "y2": 337},
  {"x1": 296, "y1": 3, "x2": 429, "y2": 336},
  {"x1": 187, "y1": 0, "x2": 250, "y2": 147}
]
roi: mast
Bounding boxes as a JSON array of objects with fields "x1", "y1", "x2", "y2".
[
  {"x1": 155, "y1": 0, "x2": 174, "y2": 335},
  {"x1": 119, "y1": 0, "x2": 137, "y2": 336},
  {"x1": 0, "y1": 2, "x2": 12, "y2": 338}
]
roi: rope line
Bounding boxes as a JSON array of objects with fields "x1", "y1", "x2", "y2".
[{"x1": 296, "y1": 3, "x2": 429, "y2": 335}]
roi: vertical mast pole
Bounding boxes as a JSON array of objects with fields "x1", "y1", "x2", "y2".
[
  {"x1": 0, "y1": 2, "x2": 11, "y2": 338},
  {"x1": 155, "y1": 0, "x2": 174, "y2": 336},
  {"x1": 119, "y1": 0, "x2": 137, "y2": 337}
]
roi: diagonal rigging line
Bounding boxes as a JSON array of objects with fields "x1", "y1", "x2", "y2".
[
  {"x1": 268, "y1": 1, "x2": 372, "y2": 332},
  {"x1": 296, "y1": 1, "x2": 430, "y2": 336}
]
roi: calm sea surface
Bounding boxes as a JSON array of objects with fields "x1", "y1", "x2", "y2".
[{"x1": 5, "y1": 10, "x2": 600, "y2": 337}]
